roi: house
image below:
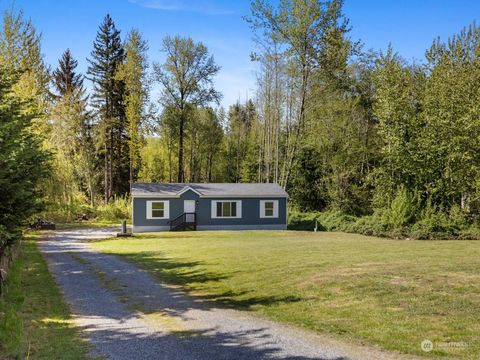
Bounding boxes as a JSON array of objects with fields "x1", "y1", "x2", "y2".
[{"x1": 131, "y1": 183, "x2": 288, "y2": 232}]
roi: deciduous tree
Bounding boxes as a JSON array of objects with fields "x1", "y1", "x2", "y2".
[
  {"x1": 116, "y1": 29, "x2": 150, "y2": 186},
  {"x1": 153, "y1": 36, "x2": 221, "y2": 182}
]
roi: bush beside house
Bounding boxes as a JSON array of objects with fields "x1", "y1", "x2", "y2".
[{"x1": 288, "y1": 207, "x2": 480, "y2": 240}]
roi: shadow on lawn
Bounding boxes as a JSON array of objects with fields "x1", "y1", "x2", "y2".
[
  {"x1": 119, "y1": 251, "x2": 302, "y2": 311},
  {"x1": 125, "y1": 252, "x2": 228, "y2": 284}
]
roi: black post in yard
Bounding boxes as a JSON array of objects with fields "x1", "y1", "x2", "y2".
[{"x1": 117, "y1": 219, "x2": 132, "y2": 237}]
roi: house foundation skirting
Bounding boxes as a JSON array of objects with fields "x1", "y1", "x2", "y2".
[
  {"x1": 197, "y1": 224, "x2": 287, "y2": 231},
  {"x1": 133, "y1": 224, "x2": 287, "y2": 233},
  {"x1": 133, "y1": 225, "x2": 170, "y2": 233}
]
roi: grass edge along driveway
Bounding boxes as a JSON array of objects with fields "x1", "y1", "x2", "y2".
[
  {"x1": 0, "y1": 234, "x2": 91, "y2": 360},
  {"x1": 92, "y1": 230, "x2": 480, "y2": 359}
]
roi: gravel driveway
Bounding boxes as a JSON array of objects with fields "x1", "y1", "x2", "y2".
[{"x1": 39, "y1": 228, "x2": 415, "y2": 360}]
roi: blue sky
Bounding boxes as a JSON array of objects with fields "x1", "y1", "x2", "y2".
[{"x1": 6, "y1": 0, "x2": 480, "y2": 108}]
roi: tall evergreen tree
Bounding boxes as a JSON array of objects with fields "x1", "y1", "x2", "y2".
[
  {"x1": 0, "y1": 64, "x2": 50, "y2": 246},
  {"x1": 0, "y1": 8, "x2": 50, "y2": 134},
  {"x1": 52, "y1": 49, "x2": 83, "y2": 96},
  {"x1": 0, "y1": 8, "x2": 53, "y2": 220},
  {"x1": 50, "y1": 49, "x2": 97, "y2": 205},
  {"x1": 87, "y1": 14, "x2": 127, "y2": 202}
]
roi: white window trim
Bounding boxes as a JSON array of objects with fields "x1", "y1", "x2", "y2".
[
  {"x1": 146, "y1": 200, "x2": 170, "y2": 220},
  {"x1": 211, "y1": 200, "x2": 242, "y2": 219},
  {"x1": 260, "y1": 200, "x2": 279, "y2": 218}
]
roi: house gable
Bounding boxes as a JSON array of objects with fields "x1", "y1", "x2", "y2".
[{"x1": 177, "y1": 186, "x2": 202, "y2": 197}]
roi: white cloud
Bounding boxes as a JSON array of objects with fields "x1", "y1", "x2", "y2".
[{"x1": 128, "y1": 0, "x2": 234, "y2": 15}]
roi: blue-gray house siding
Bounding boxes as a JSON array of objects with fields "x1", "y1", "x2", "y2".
[{"x1": 132, "y1": 184, "x2": 288, "y2": 233}]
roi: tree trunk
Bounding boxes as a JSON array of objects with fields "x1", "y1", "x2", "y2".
[
  {"x1": 274, "y1": 49, "x2": 281, "y2": 184},
  {"x1": 129, "y1": 157, "x2": 133, "y2": 189},
  {"x1": 235, "y1": 129, "x2": 241, "y2": 182},
  {"x1": 104, "y1": 140, "x2": 108, "y2": 204},
  {"x1": 177, "y1": 110, "x2": 184, "y2": 183},
  {"x1": 207, "y1": 153, "x2": 213, "y2": 182},
  {"x1": 282, "y1": 64, "x2": 309, "y2": 189},
  {"x1": 109, "y1": 127, "x2": 114, "y2": 199},
  {"x1": 189, "y1": 118, "x2": 196, "y2": 182}
]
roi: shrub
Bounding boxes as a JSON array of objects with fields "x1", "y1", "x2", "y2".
[
  {"x1": 409, "y1": 202, "x2": 458, "y2": 239},
  {"x1": 290, "y1": 204, "x2": 480, "y2": 240},
  {"x1": 381, "y1": 186, "x2": 415, "y2": 230},
  {"x1": 318, "y1": 211, "x2": 357, "y2": 231},
  {"x1": 96, "y1": 197, "x2": 132, "y2": 222},
  {"x1": 448, "y1": 204, "x2": 469, "y2": 229},
  {"x1": 458, "y1": 225, "x2": 480, "y2": 239},
  {"x1": 349, "y1": 213, "x2": 389, "y2": 237},
  {"x1": 39, "y1": 202, "x2": 94, "y2": 223},
  {"x1": 288, "y1": 211, "x2": 324, "y2": 231},
  {"x1": 39, "y1": 197, "x2": 131, "y2": 224}
]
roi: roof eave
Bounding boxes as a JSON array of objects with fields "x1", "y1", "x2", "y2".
[{"x1": 131, "y1": 194, "x2": 288, "y2": 199}]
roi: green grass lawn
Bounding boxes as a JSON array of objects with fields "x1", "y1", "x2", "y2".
[
  {"x1": 92, "y1": 230, "x2": 480, "y2": 358},
  {"x1": 0, "y1": 235, "x2": 91, "y2": 359}
]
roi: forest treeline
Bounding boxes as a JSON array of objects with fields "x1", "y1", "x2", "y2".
[{"x1": 2, "y1": 0, "x2": 480, "y2": 240}]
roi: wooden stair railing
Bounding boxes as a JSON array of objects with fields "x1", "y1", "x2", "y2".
[{"x1": 169, "y1": 212, "x2": 196, "y2": 231}]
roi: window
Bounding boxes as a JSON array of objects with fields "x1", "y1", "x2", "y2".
[
  {"x1": 211, "y1": 200, "x2": 241, "y2": 218},
  {"x1": 152, "y1": 202, "x2": 165, "y2": 218},
  {"x1": 264, "y1": 201, "x2": 274, "y2": 217},
  {"x1": 146, "y1": 201, "x2": 170, "y2": 219},
  {"x1": 260, "y1": 200, "x2": 278, "y2": 218}
]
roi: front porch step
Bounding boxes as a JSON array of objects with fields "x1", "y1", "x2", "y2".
[{"x1": 171, "y1": 223, "x2": 196, "y2": 231}]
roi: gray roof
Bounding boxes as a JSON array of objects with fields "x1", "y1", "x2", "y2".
[{"x1": 131, "y1": 183, "x2": 288, "y2": 197}]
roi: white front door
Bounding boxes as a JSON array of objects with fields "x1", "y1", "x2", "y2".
[{"x1": 184, "y1": 200, "x2": 196, "y2": 213}]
